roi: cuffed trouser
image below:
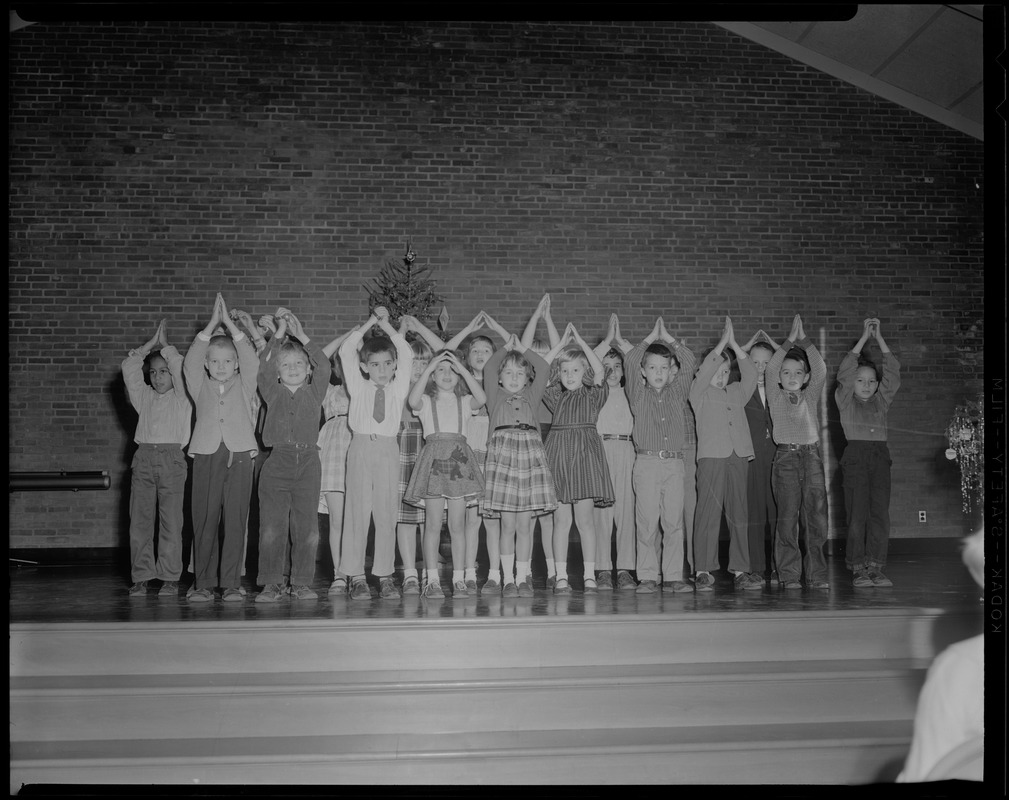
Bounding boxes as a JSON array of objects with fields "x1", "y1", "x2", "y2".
[
  {"x1": 772, "y1": 444, "x2": 828, "y2": 585},
  {"x1": 593, "y1": 438, "x2": 636, "y2": 571},
  {"x1": 342, "y1": 433, "x2": 399, "y2": 578},
  {"x1": 633, "y1": 455, "x2": 685, "y2": 582},
  {"x1": 694, "y1": 454, "x2": 750, "y2": 574},
  {"x1": 191, "y1": 442, "x2": 254, "y2": 591},
  {"x1": 257, "y1": 445, "x2": 322, "y2": 587},
  {"x1": 841, "y1": 441, "x2": 892, "y2": 571},
  {"x1": 129, "y1": 443, "x2": 187, "y2": 582},
  {"x1": 682, "y1": 444, "x2": 697, "y2": 572}
]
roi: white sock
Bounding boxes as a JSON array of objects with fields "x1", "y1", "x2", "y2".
[
  {"x1": 452, "y1": 569, "x2": 464, "y2": 584},
  {"x1": 486, "y1": 555, "x2": 500, "y2": 582},
  {"x1": 583, "y1": 561, "x2": 595, "y2": 581},
  {"x1": 516, "y1": 561, "x2": 530, "y2": 584},
  {"x1": 501, "y1": 554, "x2": 515, "y2": 583},
  {"x1": 403, "y1": 568, "x2": 418, "y2": 580},
  {"x1": 545, "y1": 557, "x2": 556, "y2": 577},
  {"x1": 555, "y1": 561, "x2": 568, "y2": 581},
  {"x1": 464, "y1": 567, "x2": 477, "y2": 582}
]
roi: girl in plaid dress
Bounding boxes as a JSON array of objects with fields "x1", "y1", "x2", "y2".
[
  {"x1": 543, "y1": 324, "x2": 614, "y2": 595},
  {"x1": 318, "y1": 327, "x2": 357, "y2": 596},
  {"x1": 482, "y1": 334, "x2": 558, "y2": 597},
  {"x1": 404, "y1": 350, "x2": 487, "y2": 599},
  {"x1": 394, "y1": 334, "x2": 434, "y2": 595}
]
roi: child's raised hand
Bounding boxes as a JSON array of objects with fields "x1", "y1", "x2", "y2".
[
  {"x1": 862, "y1": 318, "x2": 875, "y2": 339},
  {"x1": 283, "y1": 311, "x2": 306, "y2": 340},
  {"x1": 259, "y1": 315, "x2": 277, "y2": 335},
  {"x1": 373, "y1": 306, "x2": 390, "y2": 320},
  {"x1": 788, "y1": 314, "x2": 802, "y2": 342},
  {"x1": 505, "y1": 333, "x2": 520, "y2": 350}
]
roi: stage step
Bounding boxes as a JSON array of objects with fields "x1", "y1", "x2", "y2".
[{"x1": 11, "y1": 609, "x2": 973, "y2": 788}]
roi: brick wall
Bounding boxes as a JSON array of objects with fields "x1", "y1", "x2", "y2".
[{"x1": 9, "y1": 20, "x2": 985, "y2": 550}]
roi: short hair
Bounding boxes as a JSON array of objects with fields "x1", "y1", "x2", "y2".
[
  {"x1": 207, "y1": 335, "x2": 237, "y2": 357},
  {"x1": 642, "y1": 342, "x2": 678, "y2": 369},
  {"x1": 498, "y1": 349, "x2": 536, "y2": 384},
  {"x1": 856, "y1": 357, "x2": 881, "y2": 382},
  {"x1": 360, "y1": 334, "x2": 395, "y2": 363},
  {"x1": 749, "y1": 341, "x2": 775, "y2": 358},
  {"x1": 278, "y1": 338, "x2": 312, "y2": 382},
  {"x1": 407, "y1": 333, "x2": 434, "y2": 362},
  {"x1": 782, "y1": 347, "x2": 810, "y2": 373},
  {"x1": 424, "y1": 363, "x2": 467, "y2": 399},
  {"x1": 549, "y1": 346, "x2": 593, "y2": 388}
]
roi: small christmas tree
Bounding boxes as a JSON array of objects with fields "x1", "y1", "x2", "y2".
[{"x1": 364, "y1": 240, "x2": 442, "y2": 329}]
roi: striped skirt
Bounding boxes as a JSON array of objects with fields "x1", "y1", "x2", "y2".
[
  {"x1": 545, "y1": 422, "x2": 615, "y2": 506},
  {"x1": 483, "y1": 428, "x2": 558, "y2": 514},
  {"x1": 397, "y1": 417, "x2": 426, "y2": 524}
]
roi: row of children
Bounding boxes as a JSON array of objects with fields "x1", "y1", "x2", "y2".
[{"x1": 123, "y1": 292, "x2": 899, "y2": 603}]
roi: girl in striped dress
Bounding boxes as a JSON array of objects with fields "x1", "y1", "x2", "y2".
[
  {"x1": 404, "y1": 350, "x2": 487, "y2": 599},
  {"x1": 543, "y1": 324, "x2": 614, "y2": 595},
  {"x1": 482, "y1": 333, "x2": 558, "y2": 598}
]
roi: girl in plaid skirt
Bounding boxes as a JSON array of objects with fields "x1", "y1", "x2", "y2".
[
  {"x1": 404, "y1": 350, "x2": 487, "y2": 599},
  {"x1": 482, "y1": 334, "x2": 558, "y2": 597}
]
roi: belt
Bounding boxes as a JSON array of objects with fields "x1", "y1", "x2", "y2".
[
  {"x1": 272, "y1": 441, "x2": 319, "y2": 450},
  {"x1": 635, "y1": 448, "x2": 683, "y2": 459},
  {"x1": 495, "y1": 424, "x2": 537, "y2": 431},
  {"x1": 602, "y1": 434, "x2": 633, "y2": 441},
  {"x1": 778, "y1": 442, "x2": 819, "y2": 451}
]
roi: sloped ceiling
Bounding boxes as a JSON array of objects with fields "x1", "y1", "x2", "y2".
[
  {"x1": 715, "y1": 4, "x2": 985, "y2": 140},
  {"x1": 11, "y1": 6, "x2": 986, "y2": 140}
]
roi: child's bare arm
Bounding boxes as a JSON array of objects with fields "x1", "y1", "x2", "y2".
[
  {"x1": 444, "y1": 312, "x2": 484, "y2": 351},
  {"x1": 482, "y1": 312, "x2": 512, "y2": 344},
  {"x1": 593, "y1": 313, "x2": 616, "y2": 361},
  {"x1": 321, "y1": 327, "x2": 358, "y2": 359},
  {"x1": 571, "y1": 325, "x2": 606, "y2": 384},
  {"x1": 401, "y1": 314, "x2": 446, "y2": 353},
  {"x1": 851, "y1": 318, "x2": 873, "y2": 354},
  {"x1": 520, "y1": 294, "x2": 548, "y2": 349}
]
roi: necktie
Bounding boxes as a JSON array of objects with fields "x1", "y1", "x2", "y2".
[{"x1": 373, "y1": 386, "x2": 385, "y2": 423}]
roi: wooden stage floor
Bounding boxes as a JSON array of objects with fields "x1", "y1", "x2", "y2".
[{"x1": 9, "y1": 551, "x2": 983, "y2": 627}]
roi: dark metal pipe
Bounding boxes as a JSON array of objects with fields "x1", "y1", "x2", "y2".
[{"x1": 9, "y1": 471, "x2": 111, "y2": 492}]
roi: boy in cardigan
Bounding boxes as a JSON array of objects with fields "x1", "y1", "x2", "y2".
[
  {"x1": 121, "y1": 319, "x2": 192, "y2": 598},
  {"x1": 835, "y1": 317, "x2": 901, "y2": 588},
  {"x1": 764, "y1": 314, "x2": 829, "y2": 589},
  {"x1": 183, "y1": 293, "x2": 260, "y2": 603},
  {"x1": 625, "y1": 317, "x2": 696, "y2": 594},
  {"x1": 689, "y1": 317, "x2": 759, "y2": 591},
  {"x1": 338, "y1": 306, "x2": 414, "y2": 601},
  {"x1": 254, "y1": 308, "x2": 331, "y2": 602}
]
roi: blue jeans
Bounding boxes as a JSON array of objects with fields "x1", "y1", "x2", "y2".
[
  {"x1": 771, "y1": 444, "x2": 828, "y2": 584},
  {"x1": 840, "y1": 441, "x2": 891, "y2": 571},
  {"x1": 257, "y1": 445, "x2": 322, "y2": 587}
]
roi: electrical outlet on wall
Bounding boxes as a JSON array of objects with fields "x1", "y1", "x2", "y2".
[{"x1": 918, "y1": 511, "x2": 927, "y2": 523}]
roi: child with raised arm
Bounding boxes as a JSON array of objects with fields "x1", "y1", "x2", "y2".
[
  {"x1": 741, "y1": 329, "x2": 779, "y2": 587},
  {"x1": 482, "y1": 332, "x2": 558, "y2": 597},
  {"x1": 689, "y1": 317, "x2": 759, "y2": 592},
  {"x1": 592, "y1": 314, "x2": 636, "y2": 592},
  {"x1": 338, "y1": 306, "x2": 413, "y2": 601},
  {"x1": 543, "y1": 324, "x2": 614, "y2": 595},
  {"x1": 183, "y1": 294, "x2": 260, "y2": 603},
  {"x1": 404, "y1": 350, "x2": 487, "y2": 598},
  {"x1": 253, "y1": 309, "x2": 331, "y2": 602},
  {"x1": 395, "y1": 329, "x2": 435, "y2": 596},
  {"x1": 625, "y1": 317, "x2": 696, "y2": 594},
  {"x1": 836, "y1": 318, "x2": 901, "y2": 588},
  {"x1": 521, "y1": 294, "x2": 562, "y2": 588},
  {"x1": 452, "y1": 313, "x2": 510, "y2": 593},
  {"x1": 317, "y1": 326, "x2": 356, "y2": 596},
  {"x1": 122, "y1": 320, "x2": 192, "y2": 598},
  {"x1": 765, "y1": 314, "x2": 829, "y2": 589}
]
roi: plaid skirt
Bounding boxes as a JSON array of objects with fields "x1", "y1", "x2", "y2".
[
  {"x1": 404, "y1": 433, "x2": 484, "y2": 506},
  {"x1": 397, "y1": 417, "x2": 426, "y2": 523},
  {"x1": 318, "y1": 415, "x2": 350, "y2": 494},
  {"x1": 483, "y1": 428, "x2": 558, "y2": 514}
]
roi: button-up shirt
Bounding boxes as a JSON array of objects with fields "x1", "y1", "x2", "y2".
[
  {"x1": 765, "y1": 337, "x2": 826, "y2": 446},
  {"x1": 122, "y1": 345, "x2": 191, "y2": 446},
  {"x1": 257, "y1": 339, "x2": 331, "y2": 448},
  {"x1": 624, "y1": 340, "x2": 696, "y2": 453},
  {"x1": 483, "y1": 347, "x2": 549, "y2": 432},
  {"x1": 835, "y1": 350, "x2": 900, "y2": 442},
  {"x1": 338, "y1": 327, "x2": 413, "y2": 438}
]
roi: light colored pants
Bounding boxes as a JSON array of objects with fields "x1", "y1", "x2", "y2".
[
  {"x1": 594, "y1": 438, "x2": 636, "y2": 571},
  {"x1": 633, "y1": 455, "x2": 685, "y2": 582},
  {"x1": 343, "y1": 434, "x2": 400, "y2": 578}
]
